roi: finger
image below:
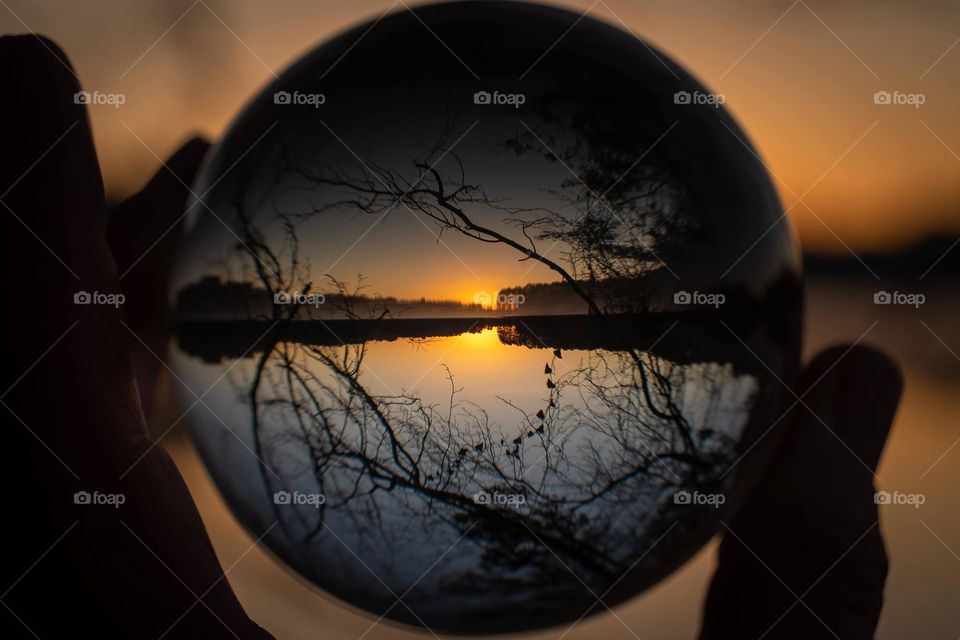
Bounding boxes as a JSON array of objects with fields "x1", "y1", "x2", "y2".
[
  {"x1": 0, "y1": 35, "x2": 105, "y2": 229},
  {"x1": 107, "y1": 136, "x2": 209, "y2": 302},
  {"x1": 700, "y1": 346, "x2": 902, "y2": 640},
  {"x1": 752, "y1": 346, "x2": 901, "y2": 532},
  {"x1": 1, "y1": 32, "x2": 147, "y2": 471},
  {"x1": 1, "y1": 32, "x2": 146, "y2": 637},
  {"x1": 106, "y1": 137, "x2": 210, "y2": 415}
]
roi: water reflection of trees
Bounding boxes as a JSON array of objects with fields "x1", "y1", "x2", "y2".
[
  {"x1": 249, "y1": 319, "x2": 746, "y2": 599},
  {"x1": 200, "y1": 115, "x2": 756, "y2": 623}
]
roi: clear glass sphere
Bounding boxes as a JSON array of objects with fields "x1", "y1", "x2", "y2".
[{"x1": 171, "y1": 1, "x2": 801, "y2": 634}]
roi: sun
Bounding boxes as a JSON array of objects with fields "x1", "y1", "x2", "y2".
[{"x1": 456, "y1": 327, "x2": 501, "y2": 351}]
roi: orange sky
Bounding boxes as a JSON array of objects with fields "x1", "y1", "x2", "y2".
[{"x1": 4, "y1": 0, "x2": 960, "y2": 255}]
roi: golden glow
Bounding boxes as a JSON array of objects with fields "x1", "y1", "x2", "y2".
[
  {"x1": 455, "y1": 327, "x2": 502, "y2": 351},
  {"x1": 37, "y1": 0, "x2": 959, "y2": 255},
  {"x1": 471, "y1": 290, "x2": 494, "y2": 308}
]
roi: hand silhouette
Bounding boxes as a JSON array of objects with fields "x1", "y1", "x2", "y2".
[
  {"x1": 700, "y1": 346, "x2": 901, "y2": 639},
  {"x1": 1, "y1": 34, "x2": 272, "y2": 639},
  {"x1": 1, "y1": 33, "x2": 900, "y2": 640}
]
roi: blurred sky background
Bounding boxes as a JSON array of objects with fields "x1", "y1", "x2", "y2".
[
  {"x1": 4, "y1": 0, "x2": 960, "y2": 256},
  {"x1": 4, "y1": 2, "x2": 960, "y2": 639}
]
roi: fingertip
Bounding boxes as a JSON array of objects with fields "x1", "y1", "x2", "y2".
[
  {"x1": 836, "y1": 345, "x2": 903, "y2": 400},
  {"x1": 159, "y1": 135, "x2": 211, "y2": 189},
  {"x1": 1, "y1": 33, "x2": 74, "y2": 71},
  {"x1": 800, "y1": 344, "x2": 856, "y2": 392},
  {"x1": 801, "y1": 344, "x2": 902, "y2": 471},
  {"x1": 834, "y1": 345, "x2": 902, "y2": 470},
  {"x1": 0, "y1": 32, "x2": 104, "y2": 231},
  {"x1": 0, "y1": 33, "x2": 83, "y2": 115},
  {"x1": 127, "y1": 136, "x2": 210, "y2": 205}
]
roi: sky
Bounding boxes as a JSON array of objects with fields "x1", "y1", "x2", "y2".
[{"x1": 3, "y1": 0, "x2": 960, "y2": 256}]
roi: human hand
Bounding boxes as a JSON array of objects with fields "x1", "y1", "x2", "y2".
[
  {"x1": 0, "y1": 34, "x2": 272, "y2": 639},
  {"x1": 700, "y1": 346, "x2": 902, "y2": 639}
]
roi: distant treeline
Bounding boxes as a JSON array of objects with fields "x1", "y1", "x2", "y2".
[
  {"x1": 175, "y1": 276, "x2": 488, "y2": 320},
  {"x1": 174, "y1": 275, "x2": 593, "y2": 320},
  {"x1": 804, "y1": 234, "x2": 960, "y2": 280},
  {"x1": 173, "y1": 269, "x2": 784, "y2": 321}
]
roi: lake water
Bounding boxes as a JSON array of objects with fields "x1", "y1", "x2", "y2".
[{"x1": 170, "y1": 312, "x2": 774, "y2": 633}]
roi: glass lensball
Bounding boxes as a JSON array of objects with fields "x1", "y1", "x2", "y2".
[{"x1": 170, "y1": 1, "x2": 801, "y2": 634}]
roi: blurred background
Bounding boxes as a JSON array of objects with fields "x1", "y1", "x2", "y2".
[{"x1": 3, "y1": 0, "x2": 959, "y2": 637}]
